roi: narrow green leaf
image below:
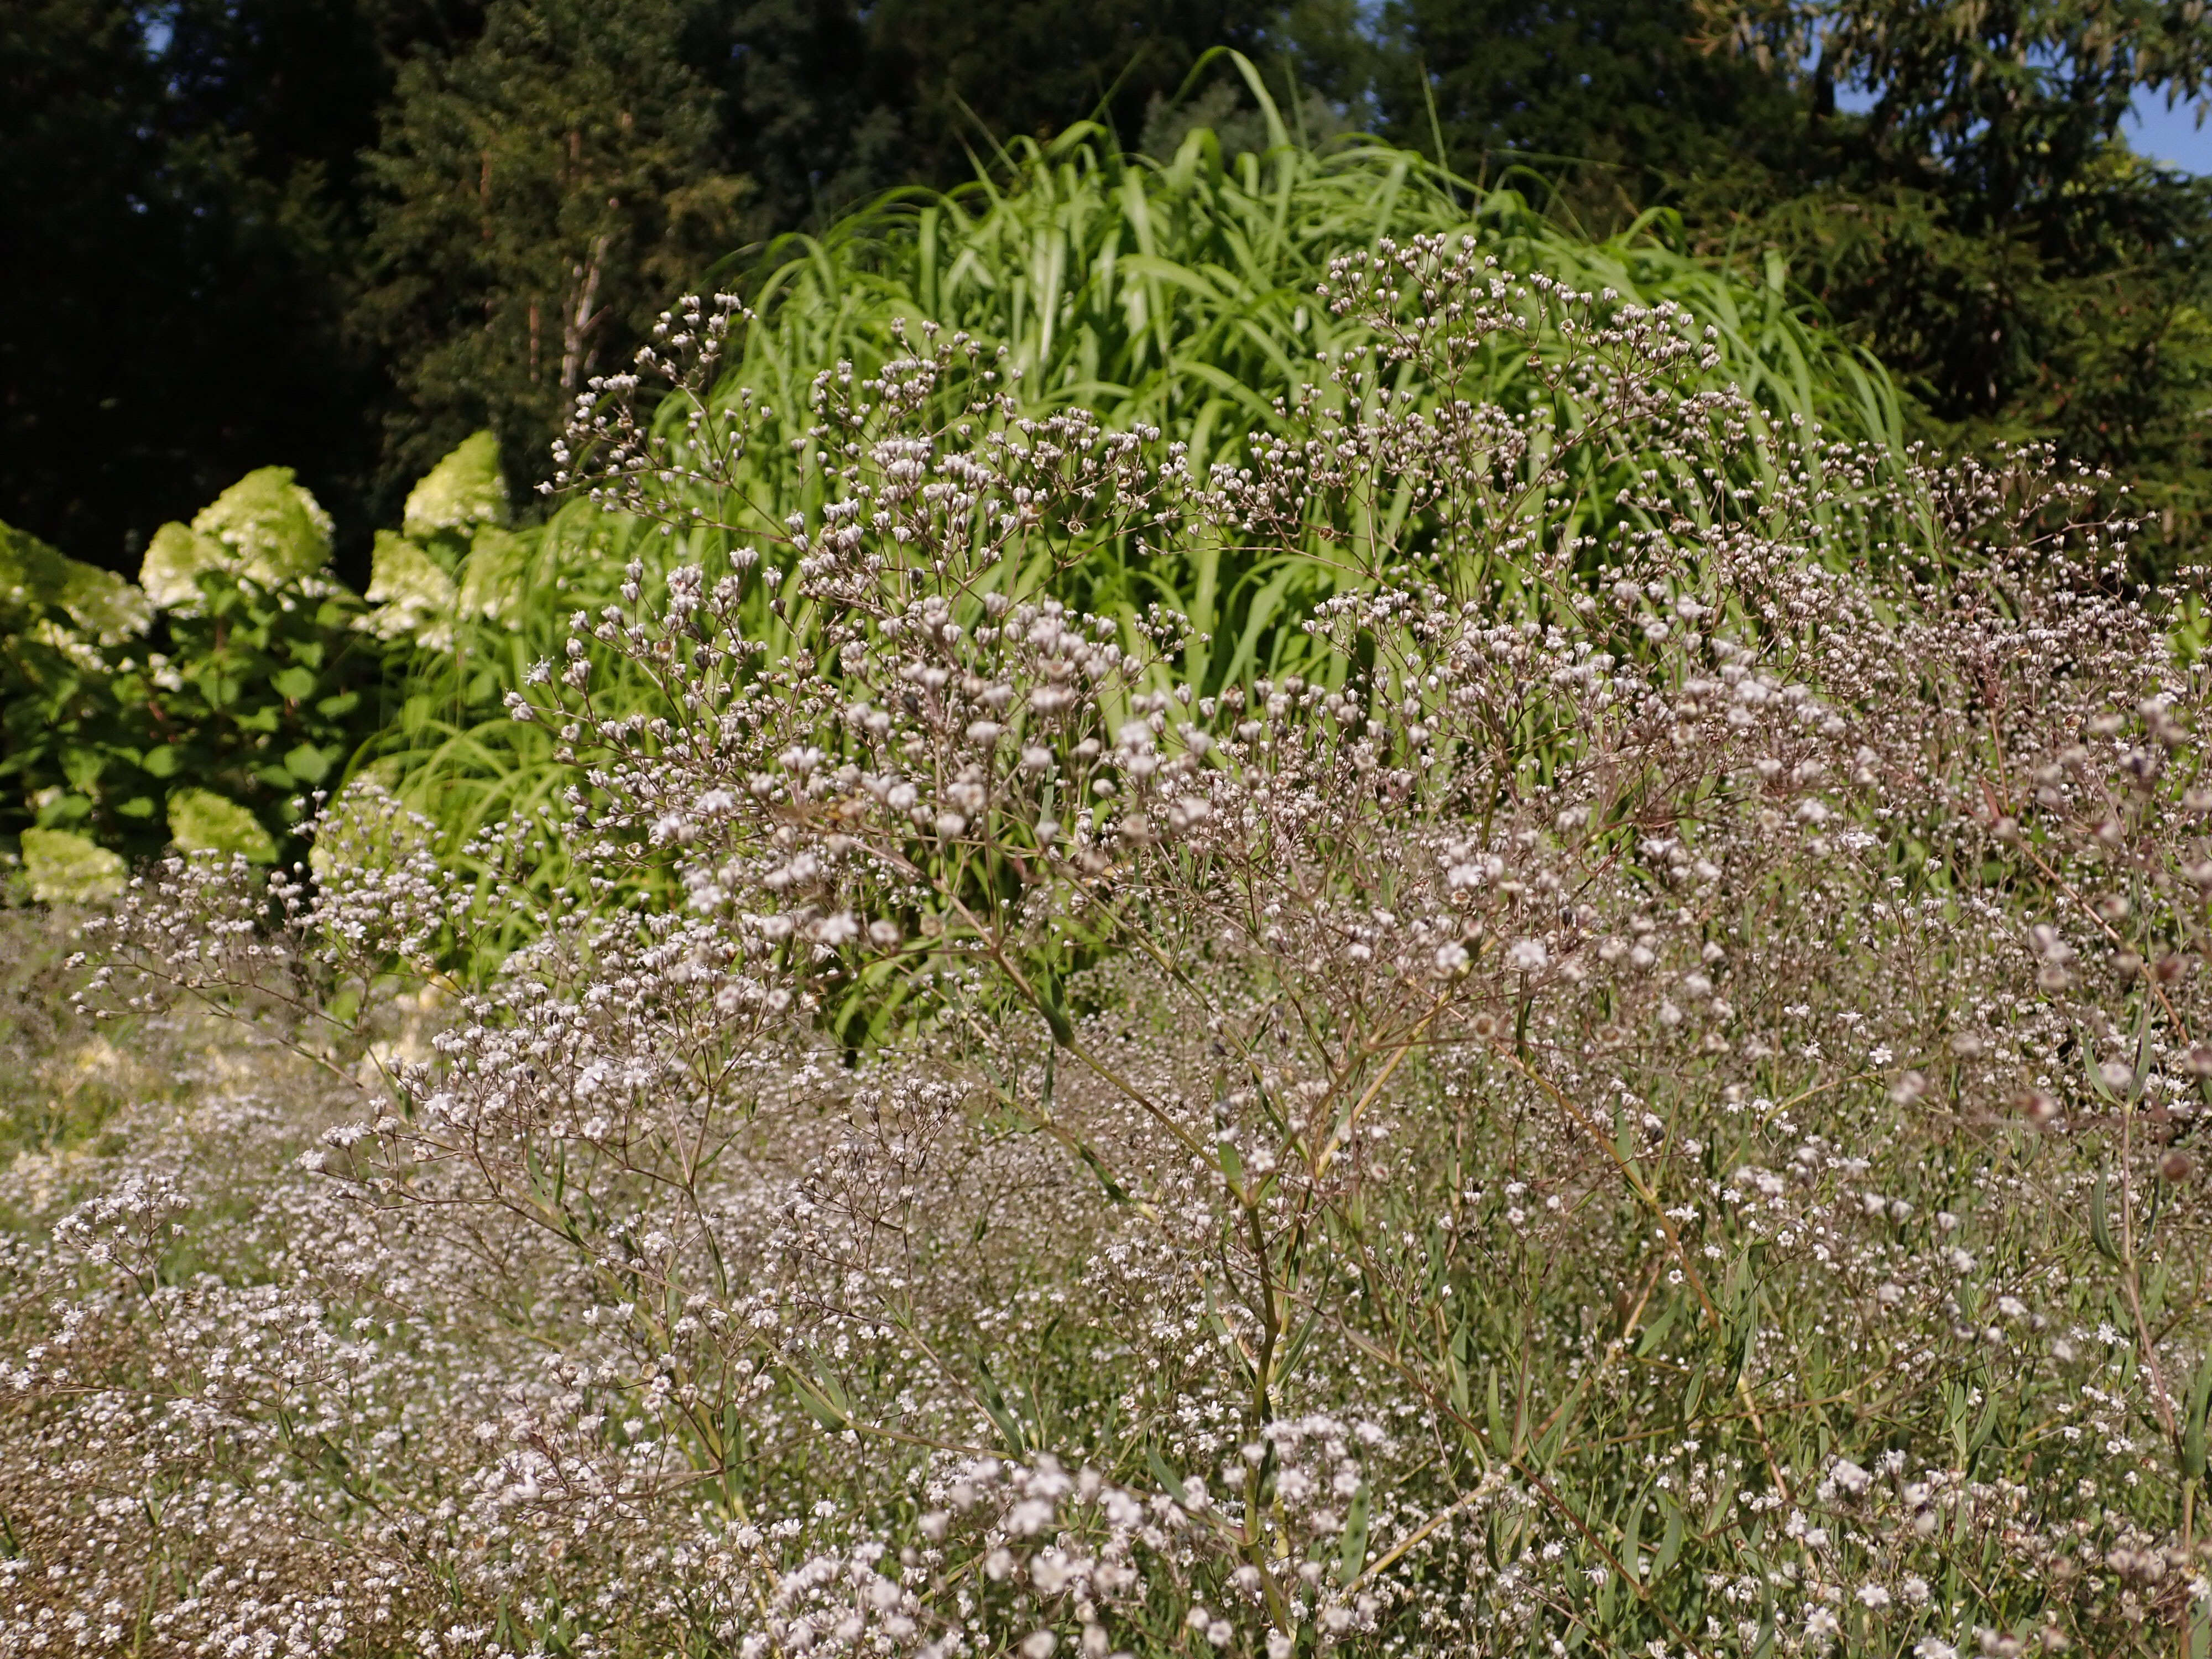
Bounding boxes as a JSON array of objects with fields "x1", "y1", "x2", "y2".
[{"x1": 1336, "y1": 1485, "x2": 1370, "y2": 1587}]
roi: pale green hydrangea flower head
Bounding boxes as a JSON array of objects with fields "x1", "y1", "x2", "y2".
[
  {"x1": 190, "y1": 467, "x2": 335, "y2": 581},
  {"x1": 28, "y1": 619, "x2": 107, "y2": 671},
  {"x1": 138, "y1": 522, "x2": 224, "y2": 612},
  {"x1": 455, "y1": 525, "x2": 528, "y2": 626},
  {"x1": 364, "y1": 530, "x2": 460, "y2": 648},
  {"x1": 0, "y1": 519, "x2": 152, "y2": 643},
  {"x1": 364, "y1": 435, "x2": 523, "y2": 645},
  {"x1": 18, "y1": 827, "x2": 126, "y2": 904},
  {"x1": 403, "y1": 431, "x2": 510, "y2": 542},
  {"x1": 168, "y1": 788, "x2": 277, "y2": 863},
  {"x1": 140, "y1": 467, "x2": 335, "y2": 612}
]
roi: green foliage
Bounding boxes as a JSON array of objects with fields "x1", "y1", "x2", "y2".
[
  {"x1": 1670, "y1": 0, "x2": 2212, "y2": 570},
  {"x1": 0, "y1": 519, "x2": 163, "y2": 852},
  {"x1": 718, "y1": 0, "x2": 1291, "y2": 236},
  {"x1": 106, "y1": 563, "x2": 383, "y2": 856},
  {"x1": 1698, "y1": 151, "x2": 2212, "y2": 564},
  {"x1": 859, "y1": 0, "x2": 1281, "y2": 179},
  {"x1": 166, "y1": 787, "x2": 279, "y2": 863},
  {"x1": 1776, "y1": 0, "x2": 2212, "y2": 215},
  {"x1": 354, "y1": 430, "x2": 544, "y2": 944},
  {"x1": 139, "y1": 466, "x2": 338, "y2": 609},
  {"x1": 645, "y1": 97, "x2": 1898, "y2": 662},
  {"x1": 44, "y1": 289, "x2": 2205, "y2": 1650},
  {"x1": 11, "y1": 0, "x2": 2210, "y2": 597},
  {"x1": 401, "y1": 426, "x2": 511, "y2": 540},
  {"x1": 366, "y1": 428, "x2": 530, "y2": 647},
  {"x1": 0, "y1": 519, "x2": 150, "y2": 643},
  {"x1": 0, "y1": 905, "x2": 162, "y2": 1169},
  {"x1": 4, "y1": 2, "x2": 1314, "y2": 571},
  {"x1": 0, "y1": 0, "x2": 458, "y2": 572},
  {"x1": 1245, "y1": 0, "x2": 2212, "y2": 571}
]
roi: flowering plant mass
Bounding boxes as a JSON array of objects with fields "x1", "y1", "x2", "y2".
[{"x1": 11, "y1": 240, "x2": 2212, "y2": 1658}]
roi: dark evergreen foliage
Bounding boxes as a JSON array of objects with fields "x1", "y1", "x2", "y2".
[
  {"x1": 1373, "y1": 0, "x2": 1800, "y2": 222},
  {"x1": 0, "y1": 1, "x2": 485, "y2": 577},
  {"x1": 355, "y1": 0, "x2": 745, "y2": 495}
]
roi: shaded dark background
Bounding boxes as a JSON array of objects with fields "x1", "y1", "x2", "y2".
[{"x1": 7, "y1": 0, "x2": 2211, "y2": 583}]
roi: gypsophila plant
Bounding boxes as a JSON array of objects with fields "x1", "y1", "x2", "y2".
[{"x1": 19, "y1": 239, "x2": 2212, "y2": 1658}]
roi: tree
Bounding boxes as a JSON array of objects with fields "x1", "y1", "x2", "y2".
[
  {"x1": 715, "y1": 0, "x2": 907, "y2": 234},
  {"x1": 0, "y1": 1, "x2": 484, "y2": 577},
  {"x1": 0, "y1": 2, "x2": 356, "y2": 572},
  {"x1": 355, "y1": 0, "x2": 748, "y2": 494},
  {"x1": 1333, "y1": 0, "x2": 2212, "y2": 562},
  {"x1": 864, "y1": 0, "x2": 1279, "y2": 174},
  {"x1": 714, "y1": 0, "x2": 1288, "y2": 234},
  {"x1": 1683, "y1": 0, "x2": 2212, "y2": 565},
  {"x1": 1778, "y1": 0, "x2": 2212, "y2": 223},
  {"x1": 1370, "y1": 0, "x2": 1800, "y2": 223}
]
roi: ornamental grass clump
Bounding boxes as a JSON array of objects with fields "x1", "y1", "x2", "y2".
[{"x1": 15, "y1": 239, "x2": 2212, "y2": 1658}]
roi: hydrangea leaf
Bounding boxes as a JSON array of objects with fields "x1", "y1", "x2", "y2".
[{"x1": 284, "y1": 742, "x2": 333, "y2": 784}]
